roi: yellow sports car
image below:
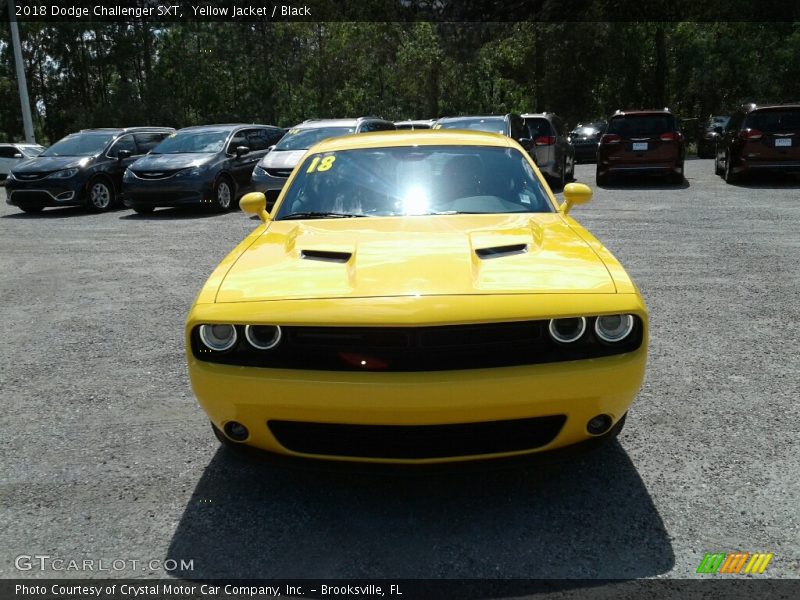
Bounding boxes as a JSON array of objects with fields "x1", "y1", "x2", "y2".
[{"x1": 186, "y1": 130, "x2": 647, "y2": 463}]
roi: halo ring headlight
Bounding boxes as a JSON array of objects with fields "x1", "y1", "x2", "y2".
[
  {"x1": 548, "y1": 317, "x2": 587, "y2": 344},
  {"x1": 594, "y1": 314, "x2": 635, "y2": 343},
  {"x1": 199, "y1": 324, "x2": 237, "y2": 352},
  {"x1": 245, "y1": 325, "x2": 282, "y2": 350}
]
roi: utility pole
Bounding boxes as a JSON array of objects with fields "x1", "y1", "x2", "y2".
[{"x1": 7, "y1": 0, "x2": 36, "y2": 143}]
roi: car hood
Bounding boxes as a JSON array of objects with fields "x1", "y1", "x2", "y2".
[
  {"x1": 12, "y1": 156, "x2": 89, "y2": 173},
  {"x1": 259, "y1": 149, "x2": 307, "y2": 169},
  {"x1": 215, "y1": 214, "x2": 617, "y2": 303},
  {"x1": 131, "y1": 153, "x2": 217, "y2": 171}
]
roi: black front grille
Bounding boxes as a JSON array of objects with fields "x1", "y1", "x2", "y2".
[
  {"x1": 10, "y1": 190, "x2": 54, "y2": 204},
  {"x1": 268, "y1": 416, "x2": 567, "y2": 459},
  {"x1": 132, "y1": 169, "x2": 181, "y2": 180},
  {"x1": 266, "y1": 168, "x2": 292, "y2": 178},
  {"x1": 191, "y1": 318, "x2": 644, "y2": 371},
  {"x1": 14, "y1": 172, "x2": 48, "y2": 181}
]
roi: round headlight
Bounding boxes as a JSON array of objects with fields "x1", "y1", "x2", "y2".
[
  {"x1": 548, "y1": 317, "x2": 586, "y2": 344},
  {"x1": 198, "y1": 324, "x2": 237, "y2": 351},
  {"x1": 245, "y1": 325, "x2": 282, "y2": 350},
  {"x1": 594, "y1": 314, "x2": 635, "y2": 343}
]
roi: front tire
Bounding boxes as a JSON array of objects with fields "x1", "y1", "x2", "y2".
[
  {"x1": 724, "y1": 153, "x2": 738, "y2": 184},
  {"x1": 86, "y1": 179, "x2": 115, "y2": 211},
  {"x1": 596, "y1": 170, "x2": 608, "y2": 186},
  {"x1": 212, "y1": 176, "x2": 234, "y2": 212},
  {"x1": 669, "y1": 162, "x2": 684, "y2": 184}
]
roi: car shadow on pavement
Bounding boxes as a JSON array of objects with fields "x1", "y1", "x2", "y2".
[
  {"x1": 595, "y1": 174, "x2": 691, "y2": 191},
  {"x1": 166, "y1": 440, "x2": 673, "y2": 589},
  {"x1": 1, "y1": 206, "x2": 93, "y2": 218},
  {"x1": 725, "y1": 172, "x2": 800, "y2": 189},
  {"x1": 119, "y1": 207, "x2": 230, "y2": 220}
]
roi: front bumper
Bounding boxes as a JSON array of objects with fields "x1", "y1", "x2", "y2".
[
  {"x1": 5, "y1": 178, "x2": 85, "y2": 207},
  {"x1": 122, "y1": 176, "x2": 214, "y2": 208},
  {"x1": 186, "y1": 295, "x2": 648, "y2": 463},
  {"x1": 251, "y1": 168, "x2": 289, "y2": 207}
]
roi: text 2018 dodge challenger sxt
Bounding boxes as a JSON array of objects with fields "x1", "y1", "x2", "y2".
[{"x1": 186, "y1": 130, "x2": 648, "y2": 463}]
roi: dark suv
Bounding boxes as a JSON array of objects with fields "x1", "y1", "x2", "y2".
[
  {"x1": 251, "y1": 117, "x2": 395, "y2": 207},
  {"x1": 434, "y1": 114, "x2": 530, "y2": 147},
  {"x1": 569, "y1": 121, "x2": 607, "y2": 163},
  {"x1": 697, "y1": 115, "x2": 730, "y2": 158},
  {"x1": 5, "y1": 127, "x2": 173, "y2": 213},
  {"x1": 123, "y1": 124, "x2": 284, "y2": 213},
  {"x1": 596, "y1": 109, "x2": 685, "y2": 185},
  {"x1": 522, "y1": 112, "x2": 575, "y2": 185},
  {"x1": 715, "y1": 103, "x2": 800, "y2": 183}
]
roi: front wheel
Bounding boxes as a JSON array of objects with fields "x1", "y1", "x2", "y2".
[
  {"x1": 212, "y1": 177, "x2": 234, "y2": 212},
  {"x1": 724, "y1": 154, "x2": 738, "y2": 184},
  {"x1": 714, "y1": 154, "x2": 724, "y2": 176},
  {"x1": 87, "y1": 179, "x2": 115, "y2": 211}
]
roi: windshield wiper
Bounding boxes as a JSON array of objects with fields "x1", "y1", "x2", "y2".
[{"x1": 280, "y1": 211, "x2": 368, "y2": 220}]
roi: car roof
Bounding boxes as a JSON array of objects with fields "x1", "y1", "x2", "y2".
[
  {"x1": 521, "y1": 113, "x2": 556, "y2": 119},
  {"x1": 176, "y1": 124, "x2": 277, "y2": 132},
  {"x1": 395, "y1": 119, "x2": 436, "y2": 126},
  {"x1": 79, "y1": 127, "x2": 174, "y2": 134},
  {"x1": 308, "y1": 130, "x2": 516, "y2": 154},
  {"x1": 437, "y1": 115, "x2": 509, "y2": 121},
  {"x1": 293, "y1": 117, "x2": 391, "y2": 130},
  {"x1": 744, "y1": 103, "x2": 800, "y2": 112},
  {"x1": 612, "y1": 109, "x2": 673, "y2": 117}
]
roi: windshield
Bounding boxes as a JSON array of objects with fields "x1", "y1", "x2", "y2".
[
  {"x1": 435, "y1": 118, "x2": 506, "y2": 134},
  {"x1": 607, "y1": 115, "x2": 677, "y2": 137},
  {"x1": 41, "y1": 133, "x2": 115, "y2": 157},
  {"x1": 744, "y1": 109, "x2": 800, "y2": 133},
  {"x1": 150, "y1": 130, "x2": 230, "y2": 154},
  {"x1": 275, "y1": 127, "x2": 355, "y2": 151},
  {"x1": 275, "y1": 145, "x2": 552, "y2": 220}
]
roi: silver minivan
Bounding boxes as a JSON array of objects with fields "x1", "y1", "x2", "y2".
[{"x1": 0, "y1": 143, "x2": 46, "y2": 179}]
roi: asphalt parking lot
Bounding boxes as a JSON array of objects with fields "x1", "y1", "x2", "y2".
[{"x1": 1, "y1": 159, "x2": 798, "y2": 585}]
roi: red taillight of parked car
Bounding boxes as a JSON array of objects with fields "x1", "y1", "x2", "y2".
[
  {"x1": 534, "y1": 135, "x2": 556, "y2": 146},
  {"x1": 659, "y1": 132, "x2": 679, "y2": 141},
  {"x1": 738, "y1": 128, "x2": 763, "y2": 140},
  {"x1": 600, "y1": 134, "x2": 621, "y2": 144}
]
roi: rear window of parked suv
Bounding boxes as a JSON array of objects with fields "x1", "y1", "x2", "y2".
[
  {"x1": 607, "y1": 115, "x2": 677, "y2": 137},
  {"x1": 744, "y1": 108, "x2": 800, "y2": 133}
]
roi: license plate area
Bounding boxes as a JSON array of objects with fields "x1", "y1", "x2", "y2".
[
  {"x1": 775, "y1": 138, "x2": 792, "y2": 147},
  {"x1": 632, "y1": 142, "x2": 648, "y2": 151}
]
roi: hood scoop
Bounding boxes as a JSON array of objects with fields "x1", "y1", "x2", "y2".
[
  {"x1": 300, "y1": 249, "x2": 352, "y2": 263},
  {"x1": 475, "y1": 243, "x2": 528, "y2": 260}
]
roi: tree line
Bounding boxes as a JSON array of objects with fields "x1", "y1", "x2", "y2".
[{"x1": 1, "y1": 19, "x2": 799, "y2": 144}]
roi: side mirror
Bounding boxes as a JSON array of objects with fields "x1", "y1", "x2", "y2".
[
  {"x1": 13, "y1": 153, "x2": 23, "y2": 159},
  {"x1": 240, "y1": 192, "x2": 270, "y2": 223},
  {"x1": 117, "y1": 150, "x2": 132, "y2": 161},
  {"x1": 235, "y1": 146, "x2": 250, "y2": 158},
  {"x1": 519, "y1": 138, "x2": 533, "y2": 151},
  {"x1": 266, "y1": 145, "x2": 276, "y2": 153},
  {"x1": 559, "y1": 182, "x2": 592, "y2": 215}
]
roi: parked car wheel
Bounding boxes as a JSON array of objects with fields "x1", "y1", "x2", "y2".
[
  {"x1": 714, "y1": 154, "x2": 724, "y2": 176},
  {"x1": 596, "y1": 170, "x2": 608, "y2": 186},
  {"x1": 87, "y1": 178, "x2": 115, "y2": 211},
  {"x1": 212, "y1": 176, "x2": 234, "y2": 212},
  {"x1": 723, "y1": 154, "x2": 738, "y2": 184},
  {"x1": 669, "y1": 162, "x2": 684, "y2": 184}
]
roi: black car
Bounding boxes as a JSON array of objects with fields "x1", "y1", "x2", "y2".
[
  {"x1": 715, "y1": 103, "x2": 800, "y2": 183},
  {"x1": 434, "y1": 114, "x2": 531, "y2": 151},
  {"x1": 5, "y1": 127, "x2": 173, "y2": 213},
  {"x1": 697, "y1": 115, "x2": 730, "y2": 159},
  {"x1": 569, "y1": 121, "x2": 607, "y2": 164},
  {"x1": 122, "y1": 124, "x2": 284, "y2": 213},
  {"x1": 522, "y1": 112, "x2": 576, "y2": 185}
]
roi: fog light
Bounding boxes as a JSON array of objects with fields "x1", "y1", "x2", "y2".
[
  {"x1": 224, "y1": 421, "x2": 249, "y2": 442},
  {"x1": 587, "y1": 414, "x2": 613, "y2": 435}
]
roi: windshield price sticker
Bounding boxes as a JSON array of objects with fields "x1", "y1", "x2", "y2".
[{"x1": 306, "y1": 155, "x2": 336, "y2": 173}]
